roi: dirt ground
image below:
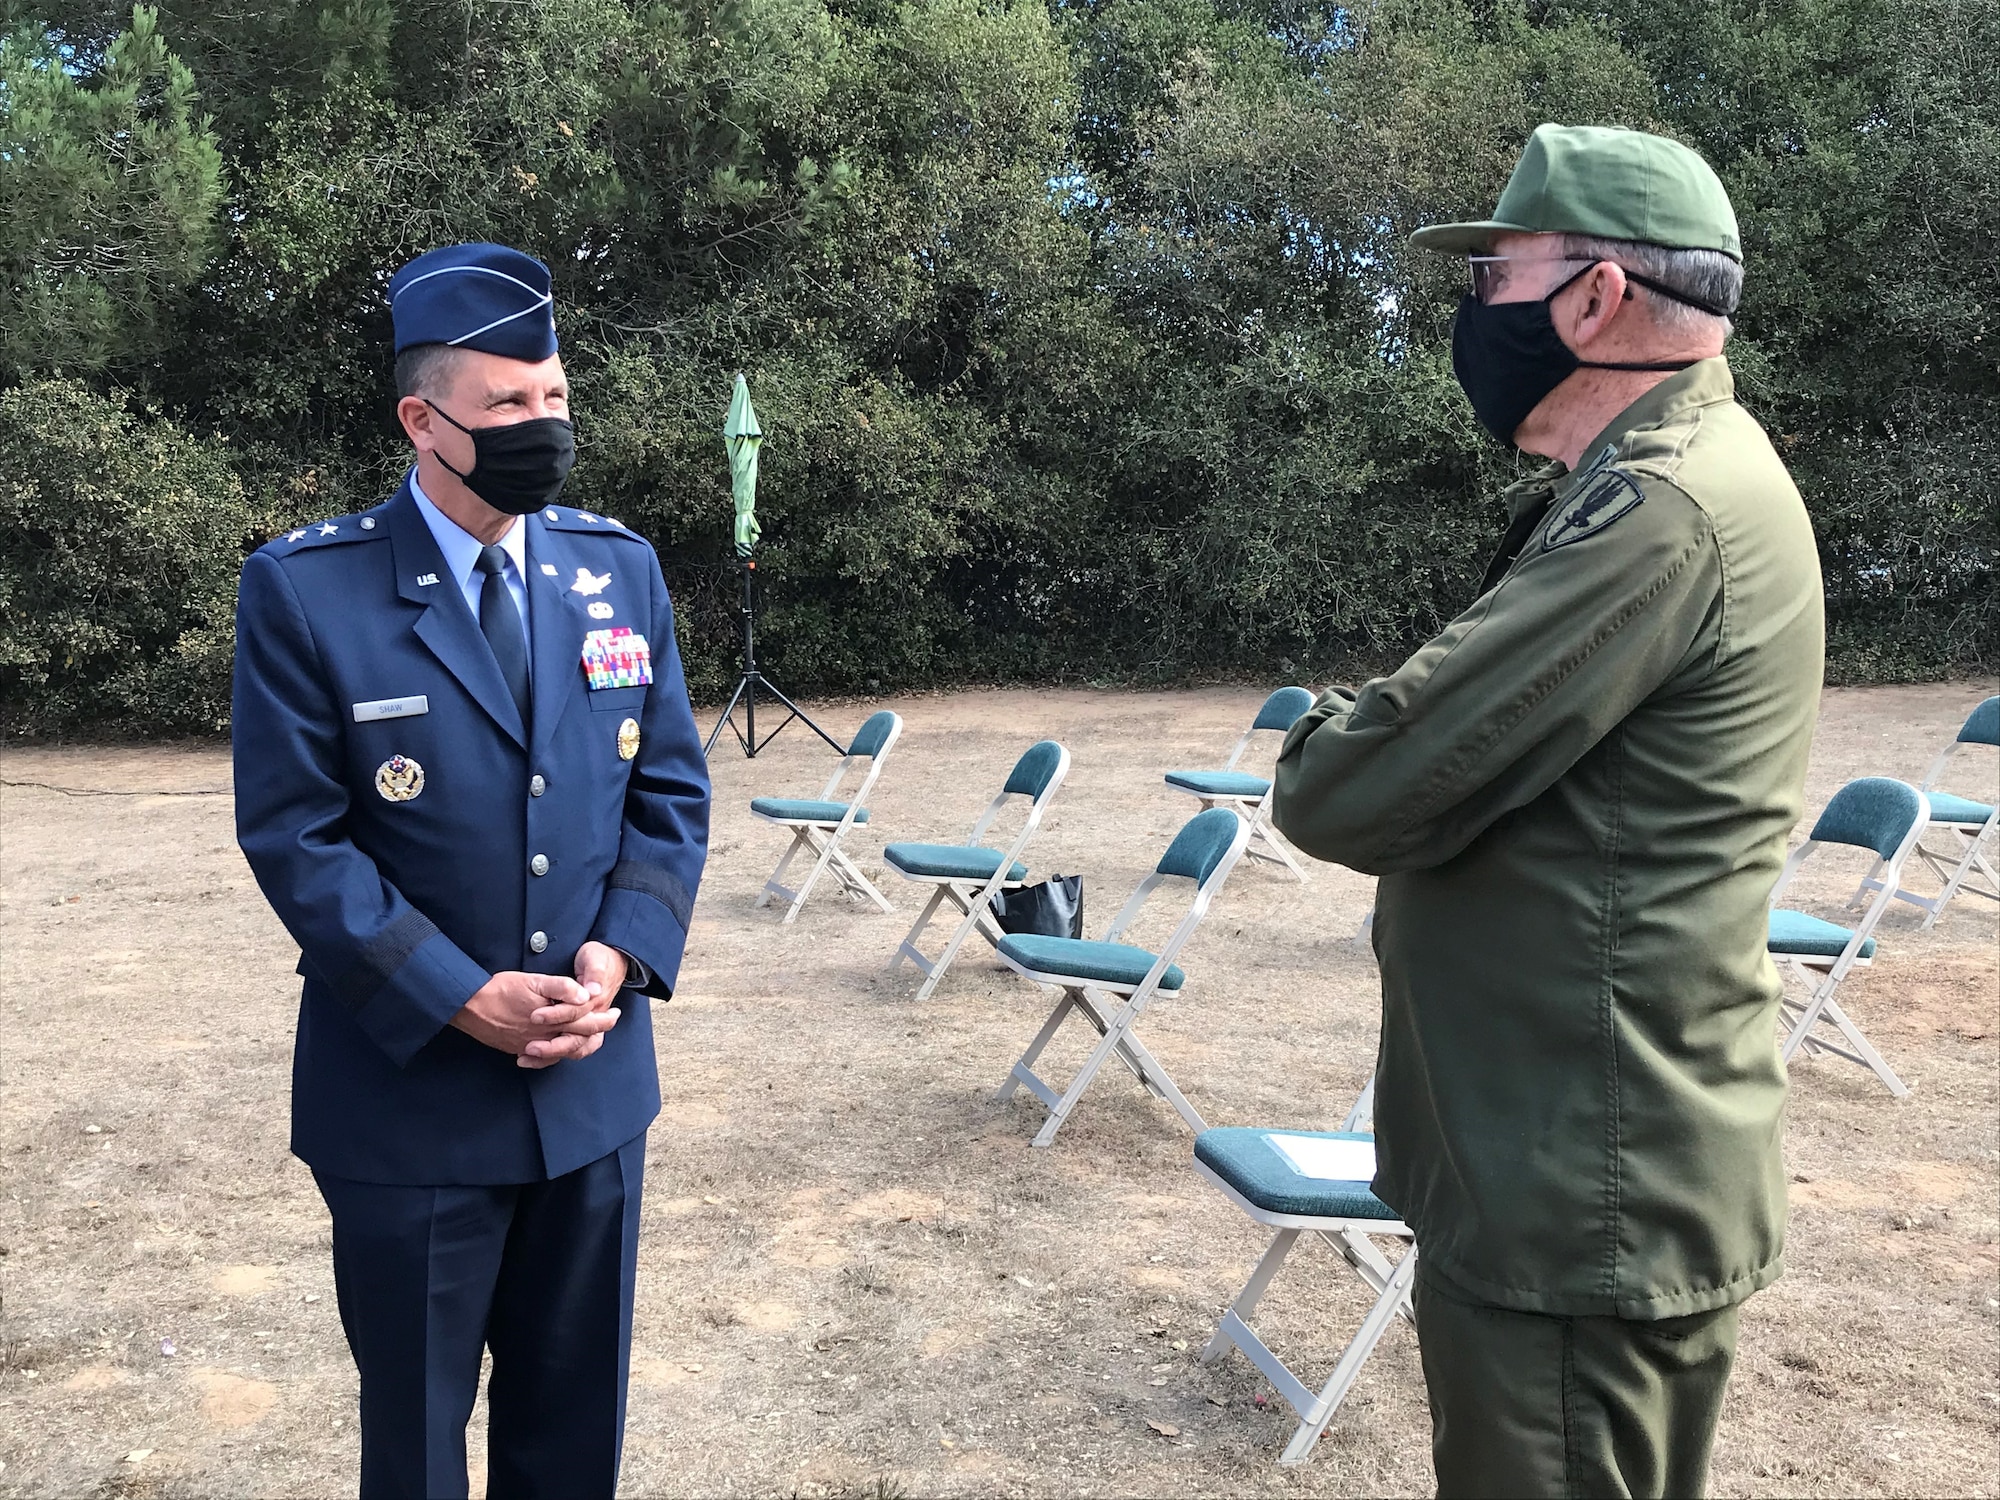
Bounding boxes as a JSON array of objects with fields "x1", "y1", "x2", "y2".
[{"x1": 1, "y1": 681, "x2": 1996, "y2": 1499}]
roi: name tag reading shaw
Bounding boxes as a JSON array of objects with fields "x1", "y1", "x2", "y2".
[
  {"x1": 581, "y1": 628, "x2": 652, "y2": 690},
  {"x1": 352, "y1": 696, "x2": 430, "y2": 723}
]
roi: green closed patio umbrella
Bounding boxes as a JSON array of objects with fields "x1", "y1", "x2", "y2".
[
  {"x1": 724, "y1": 372, "x2": 762, "y2": 557},
  {"x1": 703, "y1": 373, "x2": 841, "y2": 758}
]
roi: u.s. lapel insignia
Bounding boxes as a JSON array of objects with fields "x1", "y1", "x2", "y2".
[
  {"x1": 375, "y1": 755, "x2": 425, "y2": 801},
  {"x1": 1543, "y1": 471, "x2": 1644, "y2": 553},
  {"x1": 571, "y1": 567, "x2": 611, "y2": 596},
  {"x1": 617, "y1": 718, "x2": 641, "y2": 761}
]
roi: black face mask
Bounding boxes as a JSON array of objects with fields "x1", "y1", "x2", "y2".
[
  {"x1": 426, "y1": 400, "x2": 576, "y2": 515},
  {"x1": 1450, "y1": 263, "x2": 1710, "y2": 445}
]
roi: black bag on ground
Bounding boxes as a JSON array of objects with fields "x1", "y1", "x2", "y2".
[{"x1": 989, "y1": 875, "x2": 1083, "y2": 939}]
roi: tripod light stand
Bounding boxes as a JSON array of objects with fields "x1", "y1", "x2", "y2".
[
  {"x1": 703, "y1": 554, "x2": 841, "y2": 757},
  {"x1": 703, "y1": 373, "x2": 841, "y2": 759}
]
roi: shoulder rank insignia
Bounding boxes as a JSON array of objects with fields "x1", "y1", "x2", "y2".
[
  {"x1": 1543, "y1": 470, "x2": 1644, "y2": 552},
  {"x1": 274, "y1": 512, "x2": 384, "y2": 550}
]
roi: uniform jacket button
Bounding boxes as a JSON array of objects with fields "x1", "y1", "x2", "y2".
[
  {"x1": 529, "y1": 774, "x2": 546, "y2": 796},
  {"x1": 530, "y1": 854, "x2": 550, "y2": 876},
  {"x1": 528, "y1": 931, "x2": 548, "y2": 954}
]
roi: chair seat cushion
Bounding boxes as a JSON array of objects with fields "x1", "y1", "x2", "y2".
[
  {"x1": 882, "y1": 843, "x2": 1027, "y2": 882},
  {"x1": 1928, "y1": 791, "x2": 1996, "y2": 827},
  {"x1": 1194, "y1": 1128, "x2": 1398, "y2": 1221},
  {"x1": 1769, "y1": 908, "x2": 1875, "y2": 959},
  {"x1": 749, "y1": 797, "x2": 868, "y2": 824},
  {"x1": 997, "y1": 934, "x2": 1184, "y2": 991},
  {"x1": 1164, "y1": 769, "x2": 1271, "y2": 800}
]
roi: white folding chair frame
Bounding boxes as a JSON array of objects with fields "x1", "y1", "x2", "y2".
[
  {"x1": 753, "y1": 715, "x2": 903, "y2": 923},
  {"x1": 1339, "y1": 1073, "x2": 1376, "y2": 1133},
  {"x1": 1167, "y1": 721, "x2": 1308, "y2": 883},
  {"x1": 995, "y1": 812, "x2": 1253, "y2": 1147},
  {"x1": 1195, "y1": 1160, "x2": 1417, "y2": 1466},
  {"x1": 1851, "y1": 736, "x2": 1999, "y2": 929},
  {"x1": 1770, "y1": 788, "x2": 1930, "y2": 1099},
  {"x1": 888, "y1": 744, "x2": 1071, "y2": 1001}
]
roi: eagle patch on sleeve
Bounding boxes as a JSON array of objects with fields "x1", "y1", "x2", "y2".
[{"x1": 1542, "y1": 470, "x2": 1644, "y2": 552}]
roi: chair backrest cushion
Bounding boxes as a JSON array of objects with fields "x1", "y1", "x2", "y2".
[
  {"x1": 1958, "y1": 695, "x2": 1999, "y2": 747},
  {"x1": 1252, "y1": 685, "x2": 1316, "y2": 733},
  {"x1": 1808, "y1": 777, "x2": 1926, "y2": 860},
  {"x1": 1003, "y1": 740, "x2": 1065, "y2": 799},
  {"x1": 848, "y1": 710, "x2": 899, "y2": 759},
  {"x1": 1157, "y1": 807, "x2": 1244, "y2": 886}
]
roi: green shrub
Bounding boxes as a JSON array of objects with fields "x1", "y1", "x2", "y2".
[
  {"x1": 0, "y1": 378, "x2": 253, "y2": 735},
  {"x1": 2, "y1": 0, "x2": 1991, "y2": 736}
]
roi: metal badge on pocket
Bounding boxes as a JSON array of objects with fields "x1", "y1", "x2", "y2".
[{"x1": 375, "y1": 755, "x2": 425, "y2": 801}]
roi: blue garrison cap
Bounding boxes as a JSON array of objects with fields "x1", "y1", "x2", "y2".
[{"x1": 388, "y1": 243, "x2": 558, "y2": 361}]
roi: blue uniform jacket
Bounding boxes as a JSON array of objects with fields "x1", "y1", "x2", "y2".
[{"x1": 232, "y1": 478, "x2": 711, "y2": 1185}]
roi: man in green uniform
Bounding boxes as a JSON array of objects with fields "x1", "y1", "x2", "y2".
[{"x1": 1272, "y1": 124, "x2": 1824, "y2": 1498}]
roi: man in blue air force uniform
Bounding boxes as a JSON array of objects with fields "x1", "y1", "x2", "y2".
[{"x1": 232, "y1": 243, "x2": 711, "y2": 1499}]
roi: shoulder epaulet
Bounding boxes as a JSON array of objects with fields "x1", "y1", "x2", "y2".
[
  {"x1": 538, "y1": 505, "x2": 645, "y2": 540},
  {"x1": 262, "y1": 507, "x2": 392, "y2": 555}
]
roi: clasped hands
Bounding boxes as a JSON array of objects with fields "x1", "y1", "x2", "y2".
[{"x1": 449, "y1": 940, "x2": 628, "y2": 1069}]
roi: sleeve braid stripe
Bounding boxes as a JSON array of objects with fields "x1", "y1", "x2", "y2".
[
  {"x1": 608, "y1": 859, "x2": 694, "y2": 930},
  {"x1": 344, "y1": 908, "x2": 441, "y2": 1009}
]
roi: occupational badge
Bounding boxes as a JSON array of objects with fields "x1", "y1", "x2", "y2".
[
  {"x1": 617, "y1": 718, "x2": 641, "y2": 761},
  {"x1": 570, "y1": 567, "x2": 611, "y2": 596},
  {"x1": 375, "y1": 754, "x2": 425, "y2": 802},
  {"x1": 587, "y1": 600, "x2": 614, "y2": 619}
]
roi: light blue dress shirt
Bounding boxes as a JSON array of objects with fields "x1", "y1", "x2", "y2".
[{"x1": 409, "y1": 469, "x2": 531, "y2": 671}]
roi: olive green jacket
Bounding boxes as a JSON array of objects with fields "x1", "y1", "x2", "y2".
[{"x1": 1273, "y1": 359, "x2": 1824, "y2": 1318}]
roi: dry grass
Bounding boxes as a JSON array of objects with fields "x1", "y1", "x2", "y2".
[{"x1": 1, "y1": 682, "x2": 1995, "y2": 1498}]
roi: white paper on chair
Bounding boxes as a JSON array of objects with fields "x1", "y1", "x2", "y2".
[{"x1": 1268, "y1": 1134, "x2": 1376, "y2": 1182}]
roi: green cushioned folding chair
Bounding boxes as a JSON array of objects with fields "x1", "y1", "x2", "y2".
[
  {"x1": 884, "y1": 739, "x2": 1070, "y2": 1000},
  {"x1": 1852, "y1": 695, "x2": 1998, "y2": 929},
  {"x1": 1192, "y1": 1127, "x2": 1416, "y2": 1465},
  {"x1": 1168, "y1": 692, "x2": 1320, "y2": 888},
  {"x1": 750, "y1": 711, "x2": 902, "y2": 924},
  {"x1": 1164, "y1": 686, "x2": 1315, "y2": 882},
  {"x1": 994, "y1": 806, "x2": 1252, "y2": 1147},
  {"x1": 1769, "y1": 777, "x2": 1931, "y2": 1097}
]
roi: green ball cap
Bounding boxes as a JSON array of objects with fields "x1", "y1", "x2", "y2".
[{"x1": 1411, "y1": 123, "x2": 1741, "y2": 261}]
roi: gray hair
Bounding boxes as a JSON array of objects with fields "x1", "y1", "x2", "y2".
[
  {"x1": 1562, "y1": 234, "x2": 1743, "y2": 339},
  {"x1": 394, "y1": 342, "x2": 469, "y2": 400}
]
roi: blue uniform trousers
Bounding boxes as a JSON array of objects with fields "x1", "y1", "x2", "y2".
[{"x1": 313, "y1": 1134, "x2": 645, "y2": 1500}]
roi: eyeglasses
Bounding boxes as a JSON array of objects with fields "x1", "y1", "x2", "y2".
[{"x1": 1467, "y1": 254, "x2": 1598, "y2": 305}]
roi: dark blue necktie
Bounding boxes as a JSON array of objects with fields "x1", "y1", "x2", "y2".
[{"x1": 474, "y1": 544, "x2": 531, "y2": 727}]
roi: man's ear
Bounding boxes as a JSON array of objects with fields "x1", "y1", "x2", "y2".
[
  {"x1": 396, "y1": 395, "x2": 435, "y2": 451},
  {"x1": 1565, "y1": 261, "x2": 1631, "y2": 351}
]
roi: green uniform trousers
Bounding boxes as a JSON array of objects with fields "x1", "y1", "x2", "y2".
[{"x1": 1414, "y1": 1275, "x2": 1741, "y2": 1499}]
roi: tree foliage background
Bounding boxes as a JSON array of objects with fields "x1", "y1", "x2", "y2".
[{"x1": 2, "y1": 0, "x2": 1993, "y2": 734}]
